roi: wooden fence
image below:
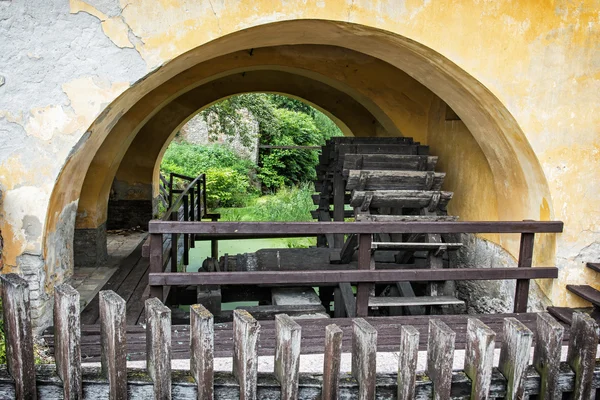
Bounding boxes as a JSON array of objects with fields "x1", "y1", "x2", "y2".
[{"x1": 1, "y1": 273, "x2": 599, "y2": 399}]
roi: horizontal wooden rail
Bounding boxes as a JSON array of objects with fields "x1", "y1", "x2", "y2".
[
  {"x1": 148, "y1": 220, "x2": 563, "y2": 235},
  {"x1": 148, "y1": 267, "x2": 558, "y2": 286}
]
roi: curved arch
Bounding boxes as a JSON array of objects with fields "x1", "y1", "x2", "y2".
[{"x1": 46, "y1": 19, "x2": 554, "y2": 277}]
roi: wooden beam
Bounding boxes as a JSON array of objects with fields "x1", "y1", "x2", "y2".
[
  {"x1": 514, "y1": 232, "x2": 535, "y2": 313},
  {"x1": 148, "y1": 267, "x2": 559, "y2": 286},
  {"x1": 149, "y1": 220, "x2": 564, "y2": 235}
]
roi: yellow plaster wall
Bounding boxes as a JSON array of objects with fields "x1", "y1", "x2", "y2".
[{"x1": 0, "y1": 0, "x2": 588, "y2": 307}]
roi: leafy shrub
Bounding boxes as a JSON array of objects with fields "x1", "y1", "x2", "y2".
[{"x1": 205, "y1": 167, "x2": 254, "y2": 208}]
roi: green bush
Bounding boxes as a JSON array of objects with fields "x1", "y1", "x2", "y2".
[{"x1": 205, "y1": 167, "x2": 254, "y2": 208}]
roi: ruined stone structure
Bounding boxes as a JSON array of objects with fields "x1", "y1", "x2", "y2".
[{"x1": 0, "y1": 0, "x2": 598, "y2": 328}]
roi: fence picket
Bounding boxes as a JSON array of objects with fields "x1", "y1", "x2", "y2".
[
  {"x1": 533, "y1": 313, "x2": 565, "y2": 400},
  {"x1": 464, "y1": 318, "x2": 496, "y2": 400},
  {"x1": 322, "y1": 324, "x2": 343, "y2": 400},
  {"x1": 0, "y1": 274, "x2": 36, "y2": 400},
  {"x1": 498, "y1": 317, "x2": 533, "y2": 400},
  {"x1": 397, "y1": 325, "x2": 419, "y2": 400},
  {"x1": 232, "y1": 310, "x2": 260, "y2": 400},
  {"x1": 352, "y1": 318, "x2": 377, "y2": 400},
  {"x1": 54, "y1": 284, "x2": 82, "y2": 400},
  {"x1": 145, "y1": 297, "x2": 172, "y2": 400},
  {"x1": 99, "y1": 290, "x2": 127, "y2": 400},
  {"x1": 190, "y1": 304, "x2": 214, "y2": 400},
  {"x1": 567, "y1": 312, "x2": 599, "y2": 400},
  {"x1": 274, "y1": 314, "x2": 301, "y2": 400},
  {"x1": 427, "y1": 319, "x2": 455, "y2": 400}
]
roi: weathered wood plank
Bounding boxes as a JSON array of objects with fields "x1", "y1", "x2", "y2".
[
  {"x1": 397, "y1": 325, "x2": 419, "y2": 400},
  {"x1": 371, "y1": 241, "x2": 462, "y2": 250},
  {"x1": 566, "y1": 312, "x2": 599, "y2": 400},
  {"x1": 346, "y1": 170, "x2": 446, "y2": 191},
  {"x1": 355, "y1": 234, "x2": 373, "y2": 317},
  {"x1": 352, "y1": 318, "x2": 377, "y2": 400},
  {"x1": 274, "y1": 314, "x2": 302, "y2": 400},
  {"x1": 190, "y1": 304, "x2": 214, "y2": 400},
  {"x1": 369, "y1": 295, "x2": 464, "y2": 307},
  {"x1": 99, "y1": 291, "x2": 127, "y2": 400},
  {"x1": 514, "y1": 232, "x2": 535, "y2": 313},
  {"x1": 343, "y1": 154, "x2": 437, "y2": 172},
  {"x1": 145, "y1": 297, "x2": 172, "y2": 400},
  {"x1": 351, "y1": 190, "x2": 453, "y2": 210},
  {"x1": 0, "y1": 274, "x2": 36, "y2": 400},
  {"x1": 355, "y1": 214, "x2": 458, "y2": 222},
  {"x1": 149, "y1": 220, "x2": 564, "y2": 235},
  {"x1": 148, "y1": 266, "x2": 559, "y2": 286},
  {"x1": 54, "y1": 284, "x2": 82, "y2": 400},
  {"x1": 232, "y1": 310, "x2": 260, "y2": 400},
  {"x1": 464, "y1": 318, "x2": 496, "y2": 400},
  {"x1": 427, "y1": 319, "x2": 456, "y2": 400},
  {"x1": 498, "y1": 317, "x2": 533, "y2": 400},
  {"x1": 337, "y1": 233, "x2": 358, "y2": 264},
  {"x1": 322, "y1": 324, "x2": 343, "y2": 400},
  {"x1": 533, "y1": 313, "x2": 565, "y2": 400},
  {"x1": 566, "y1": 285, "x2": 600, "y2": 307}
]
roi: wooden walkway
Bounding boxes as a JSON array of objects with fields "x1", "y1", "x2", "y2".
[
  {"x1": 42, "y1": 312, "x2": 569, "y2": 363},
  {"x1": 79, "y1": 239, "x2": 149, "y2": 325}
]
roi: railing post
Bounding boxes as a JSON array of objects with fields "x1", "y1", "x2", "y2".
[
  {"x1": 464, "y1": 318, "x2": 496, "y2": 400},
  {"x1": 149, "y1": 232, "x2": 164, "y2": 300},
  {"x1": 202, "y1": 174, "x2": 208, "y2": 218},
  {"x1": 189, "y1": 188, "x2": 196, "y2": 249},
  {"x1": 54, "y1": 284, "x2": 82, "y2": 400},
  {"x1": 355, "y1": 234, "x2": 372, "y2": 317},
  {"x1": 351, "y1": 318, "x2": 377, "y2": 400},
  {"x1": 567, "y1": 312, "x2": 598, "y2": 400},
  {"x1": 168, "y1": 173, "x2": 174, "y2": 208},
  {"x1": 183, "y1": 194, "x2": 189, "y2": 265},
  {"x1": 99, "y1": 290, "x2": 127, "y2": 400},
  {"x1": 171, "y1": 211, "x2": 178, "y2": 273},
  {"x1": 397, "y1": 325, "x2": 419, "y2": 400},
  {"x1": 0, "y1": 274, "x2": 36, "y2": 400},
  {"x1": 274, "y1": 314, "x2": 302, "y2": 400},
  {"x1": 145, "y1": 298, "x2": 172, "y2": 400},
  {"x1": 190, "y1": 304, "x2": 214, "y2": 400},
  {"x1": 533, "y1": 313, "x2": 564, "y2": 400},
  {"x1": 322, "y1": 324, "x2": 343, "y2": 400},
  {"x1": 211, "y1": 214, "x2": 219, "y2": 259},
  {"x1": 427, "y1": 319, "x2": 455, "y2": 400},
  {"x1": 232, "y1": 310, "x2": 259, "y2": 400},
  {"x1": 498, "y1": 317, "x2": 533, "y2": 400},
  {"x1": 197, "y1": 180, "x2": 202, "y2": 219},
  {"x1": 514, "y1": 231, "x2": 535, "y2": 313}
]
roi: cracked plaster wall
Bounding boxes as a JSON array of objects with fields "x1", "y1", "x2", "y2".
[{"x1": 0, "y1": 0, "x2": 597, "y2": 329}]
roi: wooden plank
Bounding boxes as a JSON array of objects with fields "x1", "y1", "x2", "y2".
[
  {"x1": 351, "y1": 319, "x2": 377, "y2": 400},
  {"x1": 236, "y1": 304, "x2": 326, "y2": 319},
  {"x1": 368, "y1": 295, "x2": 464, "y2": 307},
  {"x1": 145, "y1": 297, "x2": 171, "y2": 400},
  {"x1": 148, "y1": 266, "x2": 559, "y2": 286},
  {"x1": 397, "y1": 325, "x2": 419, "y2": 400},
  {"x1": 99, "y1": 291, "x2": 127, "y2": 400},
  {"x1": 149, "y1": 220, "x2": 564, "y2": 235},
  {"x1": 464, "y1": 318, "x2": 496, "y2": 400},
  {"x1": 533, "y1": 313, "x2": 564, "y2": 400},
  {"x1": 149, "y1": 233, "x2": 164, "y2": 300},
  {"x1": 337, "y1": 233, "x2": 358, "y2": 264},
  {"x1": 0, "y1": 274, "x2": 36, "y2": 400},
  {"x1": 566, "y1": 312, "x2": 599, "y2": 400},
  {"x1": 274, "y1": 314, "x2": 302, "y2": 400},
  {"x1": 585, "y1": 262, "x2": 600, "y2": 273},
  {"x1": 371, "y1": 241, "x2": 462, "y2": 250},
  {"x1": 514, "y1": 232, "x2": 535, "y2": 313},
  {"x1": 190, "y1": 304, "x2": 214, "y2": 400},
  {"x1": 322, "y1": 324, "x2": 343, "y2": 400},
  {"x1": 346, "y1": 170, "x2": 445, "y2": 191},
  {"x1": 498, "y1": 317, "x2": 533, "y2": 400},
  {"x1": 54, "y1": 284, "x2": 82, "y2": 400},
  {"x1": 343, "y1": 154, "x2": 437, "y2": 172},
  {"x1": 351, "y1": 190, "x2": 453, "y2": 210},
  {"x1": 338, "y1": 283, "x2": 356, "y2": 318},
  {"x1": 396, "y1": 282, "x2": 425, "y2": 315},
  {"x1": 356, "y1": 214, "x2": 458, "y2": 222},
  {"x1": 355, "y1": 234, "x2": 373, "y2": 317},
  {"x1": 232, "y1": 310, "x2": 260, "y2": 400},
  {"x1": 427, "y1": 319, "x2": 455, "y2": 400},
  {"x1": 566, "y1": 285, "x2": 600, "y2": 307}
]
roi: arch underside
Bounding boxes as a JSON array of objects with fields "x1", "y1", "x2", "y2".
[{"x1": 45, "y1": 20, "x2": 555, "y2": 300}]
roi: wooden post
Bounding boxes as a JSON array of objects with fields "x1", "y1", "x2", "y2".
[
  {"x1": 533, "y1": 313, "x2": 564, "y2": 400},
  {"x1": 274, "y1": 314, "x2": 302, "y2": 400},
  {"x1": 498, "y1": 317, "x2": 533, "y2": 400},
  {"x1": 332, "y1": 173, "x2": 345, "y2": 248},
  {"x1": 464, "y1": 318, "x2": 496, "y2": 400},
  {"x1": 397, "y1": 325, "x2": 419, "y2": 400},
  {"x1": 202, "y1": 175, "x2": 208, "y2": 217},
  {"x1": 322, "y1": 324, "x2": 343, "y2": 400},
  {"x1": 351, "y1": 318, "x2": 377, "y2": 400},
  {"x1": 0, "y1": 274, "x2": 36, "y2": 400},
  {"x1": 190, "y1": 304, "x2": 214, "y2": 400},
  {"x1": 183, "y1": 194, "x2": 189, "y2": 265},
  {"x1": 232, "y1": 310, "x2": 260, "y2": 400},
  {"x1": 197, "y1": 180, "x2": 203, "y2": 218},
  {"x1": 189, "y1": 188, "x2": 195, "y2": 248},
  {"x1": 355, "y1": 234, "x2": 372, "y2": 317},
  {"x1": 54, "y1": 284, "x2": 82, "y2": 400},
  {"x1": 210, "y1": 215, "x2": 219, "y2": 258},
  {"x1": 99, "y1": 290, "x2": 127, "y2": 400},
  {"x1": 149, "y1": 233, "x2": 163, "y2": 300},
  {"x1": 513, "y1": 232, "x2": 535, "y2": 313},
  {"x1": 145, "y1": 297, "x2": 172, "y2": 400},
  {"x1": 171, "y1": 211, "x2": 178, "y2": 273},
  {"x1": 566, "y1": 312, "x2": 599, "y2": 400},
  {"x1": 426, "y1": 319, "x2": 455, "y2": 400},
  {"x1": 168, "y1": 173, "x2": 174, "y2": 207}
]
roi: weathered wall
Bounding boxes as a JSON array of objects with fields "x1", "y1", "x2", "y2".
[{"x1": 0, "y1": 0, "x2": 598, "y2": 328}]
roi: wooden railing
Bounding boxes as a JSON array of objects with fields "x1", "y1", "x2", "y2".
[
  {"x1": 1, "y1": 274, "x2": 599, "y2": 399},
  {"x1": 147, "y1": 220, "x2": 563, "y2": 314}
]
